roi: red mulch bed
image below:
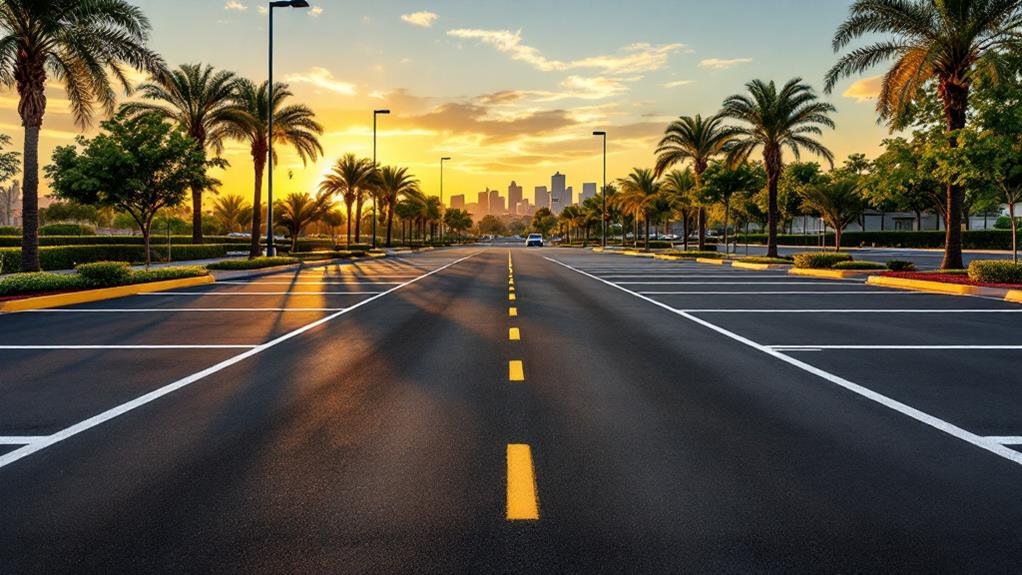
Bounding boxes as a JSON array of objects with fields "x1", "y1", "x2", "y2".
[{"x1": 880, "y1": 271, "x2": 1022, "y2": 290}]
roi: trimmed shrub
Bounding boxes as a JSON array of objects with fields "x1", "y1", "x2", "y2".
[
  {"x1": 76, "y1": 261, "x2": 132, "y2": 285},
  {"x1": 832, "y1": 260, "x2": 886, "y2": 270},
  {"x1": 149, "y1": 244, "x2": 228, "y2": 262},
  {"x1": 131, "y1": 266, "x2": 208, "y2": 283},
  {"x1": 0, "y1": 272, "x2": 83, "y2": 296},
  {"x1": 0, "y1": 226, "x2": 19, "y2": 236},
  {"x1": 886, "y1": 260, "x2": 917, "y2": 272},
  {"x1": 737, "y1": 230, "x2": 1017, "y2": 250},
  {"x1": 792, "y1": 252, "x2": 853, "y2": 269},
  {"x1": 206, "y1": 256, "x2": 299, "y2": 270},
  {"x1": 967, "y1": 259, "x2": 1022, "y2": 284},
  {"x1": 0, "y1": 244, "x2": 227, "y2": 271},
  {"x1": 734, "y1": 256, "x2": 792, "y2": 264},
  {"x1": 40, "y1": 223, "x2": 95, "y2": 236},
  {"x1": 0, "y1": 235, "x2": 252, "y2": 248}
]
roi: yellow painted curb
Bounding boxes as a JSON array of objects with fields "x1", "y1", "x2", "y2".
[
  {"x1": 368, "y1": 252, "x2": 388, "y2": 258},
  {"x1": 1, "y1": 275, "x2": 215, "y2": 312},
  {"x1": 1005, "y1": 290, "x2": 1022, "y2": 303},
  {"x1": 653, "y1": 254, "x2": 682, "y2": 261},
  {"x1": 731, "y1": 261, "x2": 790, "y2": 270},
  {"x1": 696, "y1": 257, "x2": 725, "y2": 265},
  {"x1": 789, "y1": 268, "x2": 874, "y2": 279},
  {"x1": 865, "y1": 275, "x2": 980, "y2": 296},
  {"x1": 591, "y1": 247, "x2": 605, "y2": 253}
]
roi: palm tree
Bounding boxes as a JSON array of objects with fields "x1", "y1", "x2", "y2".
[
  {"x1": 825, "y1": 0, "x2": 1022, "y2": 269},
  {"x1": 0, "y1": 0, "x2": 165, "y2": 271},
  {"x1": 211, "y1": 194, "x2": 252, "y2": 233},
  {"x1": 275, "y1": 191, "x2": 333, "y2": 252},
  {"x1": 798, "y1": 174, "x2": 864, "y2": 251},
  {"x1": 223, "y1": 79, "x2": 323, "y2": 258},
  {"x1": 122, "y1": 64, "x2": 239, "y2": 243},
  {"x1": 661, "y1": 168, "x2": 696, "y2": 251},
  {"x1": 616, "y1": 168, "x2": 662, "y2": 250},
  {"x1": 319, "y1": 154, "x2": 376, "y2": 247},
  {"x1": 720, "y1": 78, "x2": 836, "y2": 258},
  {"x1": 395, "y1": 194, "x2": 423, "y2": 244},
  {"x1": 377, "y1": 166, "x2": 420, "y2": 247},
  {"x1": 654, "y1": 114, "x2": 736, "y2": 251}
]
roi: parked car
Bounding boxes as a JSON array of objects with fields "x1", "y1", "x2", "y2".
[{"x1": 525, "y1": 233, "x2": 544, "y2": 247}]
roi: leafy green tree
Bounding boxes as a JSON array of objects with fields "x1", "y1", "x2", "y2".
[
  {"x1": 654, "y1": 114, "x2": 736, "y2": 250},
  {"x1": 615, "y1": 168, "x2": 663, "y2": 249},
  {"x1": 797, "y1": 173, "x2": 865, "y2": 251},
  {"x1": 0, "y1": 0, "x2": 165, "y2": 271},
  {"x1": 39, "y1": 201, "x2": 99, "y2": 226},
  {"x1": 377, "y1": 165, "x2": 419, "y2": 247},
  {"x1": 478, "y1": 214, "x2": 506, "y2": 236},
  {"x1": 826, "y1": 0, "x2": 1022, "y2": 268},
  {"x1": 319, "y1": 154, "x2": 374, "y2": 247},
  {"x1": 123, "y1": 64, "x2": 240, "y2": 243},
  {"x1": 46, "y1": 112, "x2": 208, "y2": 267},
  {"x1": 531, "y1": 207, "x2": 557, "y2": 237},
  {"x1": 722, "y1": 78, "x2": 836, "y2": 257},
  {"x1": 276, "y1": 192, "x2": 333, "y2": 252},
  {"x1": 702, "y1": 161, "x2": 766, "y2": 252},
  {"x1": 866, "y1": 137, "x2": 941, "y2": 230},
  {"x1": 443, "y1": 208, "x2": 472, "y2": 239},
  {"x1": 223, "y1": 80, "x2": 323, "y2": 257},
  {"x1": 775, "y1": 161, "x2": 820, "y2": 233}
]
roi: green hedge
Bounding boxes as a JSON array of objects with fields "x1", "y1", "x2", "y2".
[
  {"x1": 0, "y1": 265, "x2": 208, "y2": 296},
  {"x1": 0, "y1": 235, "x2": 251, "y2": 247},
  {"x1": 968, "y1": 260, "x2": 1022, "y2": 284},
  {"x1": 886, "y1": 260, "x2": 917, "y2": 271},
  {"x1": 735, "y1": 230, "x2": 1016, "y2": 249},
  {"x1": 206, "y1": 257, "x2": 299, "y2": 270},
  {"x1": 0, "y1": 226, "x2": 19, "y2": 236},
  {"x1": 832, "y1": 260, "x2": 886, "y2": 270},
  {"x1": 792, "y1": 252, "x2": 853, "y2": 269},
  {"x1": 40, "y1": 223, "x2": 95, "y2": 236},
  {"x1": 0, "y1": 244, "x2": 227, "y2": 271}
]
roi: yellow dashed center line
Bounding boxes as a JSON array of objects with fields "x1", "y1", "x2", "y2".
[
  {"x1": 509, "y1": 293, "x2": 516, "y2": 301},
  {"x1": 506, "y1": 444, "x2": 540, "y2": 520},
  {"x1": 509, "y1": 327, "x2": 520, "y2": 341},
  {"x1": 509, "y1": 307, "x2": 518, "y2": 317},
  {"x1": 509, "y1": 360, "x2": 524, "y2": 381}
]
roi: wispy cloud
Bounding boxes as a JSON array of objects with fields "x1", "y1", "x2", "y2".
[
  {"x1": 698, "y1": 57, "x2": 752, "y2": 70},
  {"x1": 663, "y1": 80, "x2": 694, "y2": 88},
  {"x1": 308, "y1": 6, "x2": 323, "y2": 17},
  {"x1": 283, "y1": 66, "x2": 356, "y2": 95},
  {"x1": 257, "y1": 5, "x2": 267, "y2": 14},
  {"x1": 224, "y1": 0, "x2": 247, "y2": 11},
  {"x1": 842, "y1": 75, "x2": 882, "y2": 102},
  {"x1": 401, "y1": 11, "x2": 438, "y2": 28},
  {"x1": 447, "y1": 29, "x2": 682, "y2": 74}
]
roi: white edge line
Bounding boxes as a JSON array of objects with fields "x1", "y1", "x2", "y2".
[
  {"x1": 137, "y1": 292, "x2": 385, "y2": 296},
  {"x1": 0, "y1": 251, "x2": 481, "y2": 469},
  {"x1": 767, "y1": 345, "x2": 1022, "y2": 350},
  {"x1": 22, "y1": 308, "x2": 351, "y2": 313},
  {"x1": 0, "y1": 436, "x2": 48, "y2": 445},
  {"x1": 986, "y1": 437, "x2": 1022, "y2": 445},
  {"x1": 545, "y1": 256, "x2": 1022, "y2": 467},
  {"x1": 0, "y1": 345, "x2": 258, "y2": 350},
  {"x1": 671, "y1": 309, "x2": 1022, "y2": 313}
]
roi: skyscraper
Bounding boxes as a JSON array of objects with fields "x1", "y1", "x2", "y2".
[
  {"x1": 508, "y1": 181, "x2": 523, "y2": 216},
  {"x1": 581, "y1": 182, "x2": 597, "y2": 204},
  {"x1": 478, "y1": 190, "x2": 490, "y2": 214},
  {"x1": 489, "y1": 188, "x2": 504, "y2": 214},
  {"x1": 534, "y1": 186, "x2": 550, "y2": 210},
  {"x1": 450, "y1": 194, "x2": 465, "y2": 209},
  {"x1": 551, "y1": 172, "x2": 566, "y2": 214}
]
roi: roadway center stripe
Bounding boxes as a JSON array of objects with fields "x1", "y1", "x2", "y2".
[
  {"x1": 509, "y1": 327, "x2": 521, "y2": 341},
  {"x1": 509, "y1": 307, "x2": 518, "y2": 317},
  {"x1": 506, "y1": 444, "x2": 540, "y2": 520},
  {"x1": 509, "y1": 360, "x2": 524, "y2": 381}
]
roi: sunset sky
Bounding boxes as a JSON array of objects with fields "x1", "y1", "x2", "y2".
[{"x1": 0, "y1": 0, "x2": 889, "y2": 209}]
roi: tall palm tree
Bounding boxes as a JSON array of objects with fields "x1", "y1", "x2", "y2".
[
  {"x1": 661, "y1": 168, "x2": 696, "y2": 251},
  {"x1": 654, "y1": 113, "x2": 736, "y2": 250},
  {"x1": 122, "y1": 63, "x2": 239, "y2": 243},
  {"x1": 0, "y1": 0, "x2": 165, "y2": 271},
  {"x1": 798, "y1": 174, "x2": 864, "y2": 251},
  {"x1": 377, "y1": 165, "x2": 420, "y2": 247},
  {"x1": 825, "y1": 0, "x2": 1022, "y2": 269},
  {"x1": 223, "y1": 79, "x2": 323, "y2": 258},
  {"x1": 211, "y1": 194, "x2": 252, "y2": 233},
  {"x1": 720, "y1": 78, "x2": 836, "y2": 258},
  {"x1": 275, "y1": 191, "x2": 333, "y2": 252},
  {"x1": 319, "y1": 154, "x2": 375, "y2": 247},
  {"x1": 616, "y1": 168, "x2": 662, "y2": 250}
]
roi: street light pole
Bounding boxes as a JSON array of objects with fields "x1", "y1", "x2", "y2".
[
  {"x1": 266, "y1": 0, "x2": 309, "y2": 256},
  {"x1": 593, "y1": 130, "x2": 607, "y2": 247},
  {"x1": 372, "y1": 109, "x2": 390, "y2": 249},
  {"x1": 440, "y1": 156, "x2": 451, "y2": 243}
]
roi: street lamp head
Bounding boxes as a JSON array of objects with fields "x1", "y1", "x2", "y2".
[
  {"x1": 441, "y1": 156, "x2": 451, "y2": 161},
  {"x1": 593, "y1": 130, "x2": 606, "y2": 136},
  {"x1": 374, "y1": 109, "x2": 391, "y2": 115},
  {"x1": 270, "y1": 0, "x2": 309, "y2": 7}
]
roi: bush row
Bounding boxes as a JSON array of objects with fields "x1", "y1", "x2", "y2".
[
  {"x1": 0, "y1": 235, "x2": 251, "y2": 247},
  {"x1": 0, "y1": 244, "x2": 227, "y2": 272},
  {"x1": 968, "y1": 260, "x2": 1022, "y2": 284},
  {"x1": 40, "y1": 223, "x2": 95, "y2": 236},
  {"x1": 730, "y1": 230, "x2": 1016, "y2": 249},
  {"x1": 0, "y1": 264, "x2": 208, "y2": 296},
  {"x1": 792, "y1": 252, "x2": 853, "y2": 269},
  {"x1": 0, "y1": 226, "x2": 19, "y2": 236},
  {"x1": 662, "y1": 250, "x2": 724, "y2": 259},
  {"x1": 206, "y1": 257, "x2": 300, "y2": 271}
]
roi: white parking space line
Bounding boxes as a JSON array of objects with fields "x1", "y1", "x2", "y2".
[
  {"x1": 613, "y1": 281, "x2": 863, "y2": 286},
  {"x1": 22, "y1": 308, "x2": 351, "y2": 313},
  {"x1": 639, "y1": 291, "x2": 916, "y2": 295},
  {"x1": 767, "y1": 345, "x2": 1022, "y2": 350},
  {"x1": 987, "y1": 437, "x2": 1022, "y2": 445},
  {"x1": 138, "y1": 292, "x2": 384, "y2": 296},
  {"x1": 547, "y1": 255, "x2": 1022, "y2": 467},
  {"x1": 680, "y1": 309, "x2": 1022, "y2": 313},
  {"x1": 0, "y1": 436, "x2": 48, "y2": 445},
  {"x1": 217, "y1": 280, "x2": 403, "y2": 285},
  {"x1": 0, "y1": 251, "x2": 480, "y2": 470},
  {"x1": 0, "y1": 344, "x2": 257, "y2": 350}
]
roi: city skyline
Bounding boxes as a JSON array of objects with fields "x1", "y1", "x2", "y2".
[{"x1": 448, "y1": 172, "x2": 598, "y2": 218}]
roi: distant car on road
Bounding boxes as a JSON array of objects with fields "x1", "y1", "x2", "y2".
[{"x1": 525, "y1": 233, "x2": 544, "y2": 247}]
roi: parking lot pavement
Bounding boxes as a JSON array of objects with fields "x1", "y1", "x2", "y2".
[
  {"x1": 731, "y1": 244, "x2": 1012, "y2": 268},
  {"x1": 0, "y1": 250, "x2": 479, "y2": 464},
  {"x1": 544, "y1": 249, "x2": 1022, "y2": 464}
]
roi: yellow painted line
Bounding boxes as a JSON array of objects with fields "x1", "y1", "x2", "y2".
[
  {"x1": 696, "y1": 257, "x2": 725, "y2": 265},
  {"x1": 509, "y1": 307, "x2": 518, "y2": 317},
  {"x1": 1005, "y1": 290, "x2": 1022, "y2": 303},
  {"x1": 509, "y1": 360, "x2": 524, "y2": 381},
  {"x1": 509, "y1": 327, "x2": 520, "y2": 341},
  {"x1": 732, "y1": 261, "x2": 790, "y2": 270},
  {"x1": 0, "y1": 275, "x2": 215, "y2": 313},
  {"x1": 790, "y1": 268, "x2": 875, "y2": 279},
  {"x1": 509, "y1": 293, "x2": 516, "y2": 301},
  {"x1": 506, "y1": 444, "x2": 539, "y2": 520},
  {"x1": 509, "y1": 286, "x2": 515, "y2": 293}
]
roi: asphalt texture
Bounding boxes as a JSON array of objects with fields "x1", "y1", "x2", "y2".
[{"x1": 1, "y1": 245, "x2": 1021, "y2": 573}]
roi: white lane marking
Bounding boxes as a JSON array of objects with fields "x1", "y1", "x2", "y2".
[
  {"x1": 768, "y1": 345, "x2": 1022, "y2": 350},
  {"x1": 546, "y1": 256, "x2": 1022, "y2": 467},
  {"x1": 680, "y1": 309, "x2": 1022, "y2": 313},
  {"x1": 217, "y1": 280, "x2": 403, "y2": 285},
  {"x1": 0, "y1": 344, "x2": 257, "y2": 350},
  {"x1": 0, "y1": 436, "x2": 48, "y2": 445},
  {"x1": 138, "y1": 292, "x2": 384, "y2": 296},
  {"x1": 22, "y1": 308, "x2": 350, "y2": 313},
  {"x1": 638, "y1": 291, "x2": 917, "y2": 295},
  {"x1": 0, "y1": 251, "x2": 481, "y2": 470},
  {"x1": 614, "y1": 281, "x2": 862, "y2": 285},
  {"x1": 600, "y1": 274, "x2": 791, "y2": 278},
  {"x1": 987, "y1": 437, "x2": 1022, "y2": 445}
]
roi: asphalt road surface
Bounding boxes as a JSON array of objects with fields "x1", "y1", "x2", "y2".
[
  {"x1": 720, "y1": 242, "x2": 1012, "y2": 268},
  {"x1": 1, "y1": 246, "x2": 1021, "y2": 572}
]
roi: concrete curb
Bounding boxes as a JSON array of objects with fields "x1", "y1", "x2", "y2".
[
  {"x1": 731, "y1": 261, "x2": 791, "y2": 270},
  {"x1": 864, "y1": 275, "x2": 1019, "y2": 299},
  {"x1": 696, "y1": 257, "x2": 725, "y2": 265},
  {"x1": 789, "y1": 268, "x2": 874, "y2": 279},
  {"x1": 622, "y1": 250, "x2": 656, "y2": 257},
  {"x1": 1, "y1": 275, "x2": 215, "y2": 313},
  {"x1": 653, "y1": 254, "x2": 682, "y2": 261}
]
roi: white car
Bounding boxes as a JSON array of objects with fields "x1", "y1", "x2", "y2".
[{"x1": 525, "y1": 233, "x2": 543, "y2": 247}]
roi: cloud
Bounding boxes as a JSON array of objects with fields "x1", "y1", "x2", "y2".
[
  {"x1": 309, "y1": 6, "x2": 323, "y2": 17},
  {"x1": 663, "y1": 80, "x2": 694, "y2": 88},
  {"x1": 698, "y1": 57, "x2": 752, "y2": 70},
  {"x1": 224, "y1": 1, "x2": 247, "y2": 11},
  {"x1": 283, "y1": 67, "x2": 356, "y2": 95},
  {"x1": 401, "y1": 11, "x2": 438, "y2": 28},
  {"x1": 257, "y1": 6, "x2": 267, "y2": 14},
  {"x1": 447, "y1": 29, "x2": 682, "y2": 74},
  {"x1": 842, "y1": 75, "x2": 882, "y2": 102},
  {"x1": 404, "y1": 102, "x2": 578, "y2": 143}
]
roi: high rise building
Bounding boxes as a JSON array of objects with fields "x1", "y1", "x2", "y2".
[
  {"x1": 566, "y1": 186, "x2": 574, "y2": 206},
  {"x1": 551, "y1": 172, "x2": 567, "y2": 214},
  {"x1": 516, "y1": 199, "x2": 533, "y2": 216},
  {"x1": 489, "y1": 188, "x2": 504, "y2": 214},
  {"x1": 581, "y1": 182, "x2": 597, "y2": 204},
  {"x1": 508, "y1": 181, "x2": 523, "y2": 216},
  {"x1": 477, "y1": 190, "x2": 490, "y2": 214},
  {"x1": 450, "y1": 194, "x2": 465, "y2": 209},
  {"x1": 534, "y1": 186, "x2": 550, "y2": 210}
]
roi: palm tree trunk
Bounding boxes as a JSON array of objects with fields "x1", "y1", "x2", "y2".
[
  {"x1": 354, "y1": 197, "x2": 364, "y2": 243},
  {"x1": 248, "y1": 152, "x2": 266, "y2": 259},
  {"x1": 763, "y1": 146, "x2": 782, "y2": 259},
  {"x1": 940, "y1": 83, "x2": 968, "y2": 269},
  {"x1": 386, "y1": 202, "x2": 394, "y2": 247},
  {"x1": 723, "y1": 202, "x2": 730, "y2": 256},
  {"x1": 345, "y1": 202, "x2": 353, "y2": 247},
  {"x1": 697, "y1": 207, "x2": 706, "y2": 251},
  {"x1": 644, "y1": 214, "x2": 650, "y2": 250},
  {"x1": 191, "y1": 186, "x2": 203, "y2": 243},
  {"x1": 20, "y1": 124, "x2": 41, "y2": 271}
]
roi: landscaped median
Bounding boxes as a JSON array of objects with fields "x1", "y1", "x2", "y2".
[
  {"x1": 0, "y1": 262, "x2": 212, "y2": 312},
  {"x1": 865, "y1": 260, "x2": 1022, "y2": 303},
  {"x1": 787, "y1": 252, "x2": 896, "y2": 279}
]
